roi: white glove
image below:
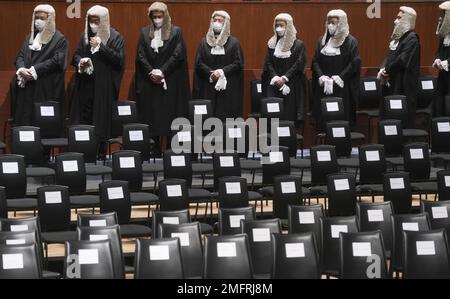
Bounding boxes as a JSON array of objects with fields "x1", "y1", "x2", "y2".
[
  {"x1": 442, "y1": 60, "x2": 449, "y2": 72},
  {"x1": 433, "y1": 58, "x2": 443, "y2": 70},
  {"x1": 280, "y1": 84, "x2": 290, "y2": 95},
  {"x1": 377, "y1": 68, "x2": 387, "y2": 80},
  {"x1": 16, "y1": 68, "x2": 27, "y2": 88},
  {"x1": 78, "y1": 58, "x2": 94, "y2": 75},
  {"x1": 270, "y1": 76, "x2": 281, "y2": 86},
  {"x1": 319, "y1": 75, "x2": 330, "y2": 86},
  {"x1": 332, "y1": 75, "x2": 344, "y2": 88},
  {"x1": 151, "y1": 69, "x2": 167, "y2": 90},
  {"x1": 324, "y1": 77, "x2": 334, "y2": 95},
  {"x1": 29, "y1": 67, "x2": 38, "y2": 80},
  {"x1": 90, "y1": 37, "x2": 101, "y2": 54},
  {"x1": 214, "y1": 69, "x2": 227, "y2": 91}
]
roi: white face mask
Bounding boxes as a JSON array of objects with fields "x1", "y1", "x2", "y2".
[
  {"x1": 276, "y1": 26, "x2": 286, "y2": 37},
  {"x1": 213, "y1": 21, "x2": 223, "y2": 34},
  {"x1": 394, "y1": 18, "x2": 401, "y2": 27},
  {"x1": 90, "y1": 23, "x2": 99, "y2": 34},
  {"x1": 34, "y1": 19, "x2": 46, "y2": 32},
  {"x1": 153, "y1": 17, "x2": 163, "y2": 28},
  {"x1": 328, "y1": 23, "x2": 337, "y2": 35}
]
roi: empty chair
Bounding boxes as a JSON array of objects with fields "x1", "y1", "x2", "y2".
[
  {"x1": 357, "y1": 144, "x2": 386, "y2": 197},
  {"x1": 430, "y1": 117, "x2": 450, "y2": 162},
  {"x1": 288, "y1": 204, "x2": 324, "y2": 252},
  {"x1": 383, "y1": 172, "x2": 412, "y2": 214},
  {"x1": 158, "y1": 179, "x2": 189, "y2": 211},
  {"x1": 203, "y1": 234, "x2": 253, "y2": 279},
  {"x1": 158, "y1": 222, "x2": 203, "y2": 279},
  {"x1": 356, "y1": 201, "x2": 394, "y2": 256},
  {"x1": 0, "y1": 243, "x2": 41, "y2": 279},
  {"x1": 326, "y1": 173, "x2": 357, "y2": 217},
  {"x1": 403, "y1": 143, "x2": 435, "y2": 194},
  {"x1": 320, "y1": 216, "x2": 359, "y2": 277},
  {"x1": 33, "y1": 101, "x2": 67, "y2": 152},
  {"x1": 437, "y1": 170, "x2": 450, "y2": 201},
  {"x1": 152, "y1": 209, "x2": 190, "y2": 238},
  {"x1": 356, "y1": 77, "x2": 382, "y2": 141},
  {"x1": 218, "y1": 176, "x2": 249, "y2": 208},
  {"x1": 212, "y1": 152, "x2": 241, "y2": 189},
  {"x1": 272, "y1": 120, "x2": 301, "y2": 158},
  {"x1": 318, "y1": 97, "x2": 346, "y2": 132},
  {"x1": 261, "y1": 146, "x2": 291, "y2": 186},
  {"x1": 272, "y1": 175, "x2": 303, "y2": 219},
  {"x1": 310, "y1": 145, "x2": 339, "y2": 197},
  {"x1": 391, "y1": 213, "x2": 430, "y2": 276},
  {"x1": 378, "y1": 119, "x2": 404, "y2": 157},
  {"x1": 110, "y1": 100, "x2": 139, "y2": 141},
  {"x1": 420, "y1": 200, "x2": 450, "y2": 241},
  {"x1": 403, "y1": 229, "x2": 450, "y2": 279},
  {"x1": 339, "y1": 231, "x2": 388, "y2": 279},
  {"x1": 188, "y1": 99, "x2": 213, "y2": 124},
  {"x1": 77, "y1": 212, "x2": 118, "y2": 228},
  {"x1": 260, "y1": 97, "x2": 286, "y2": 120},
  {"x1": 218, "y1": 206, "x2": 256, "y2": 235},
  {"x1": 241, "y1": 218, "x2": 281, "y2": 277},
  {"x1": 0, "y1": 187, "x2": 7, "y2": 218},
  {"x1": 250, "y1": 80, "x2": 263, "y2": 115},
  {"x1": 122, "y1": 123, "x2": 152, "y2": 161},
  {"x1": 325, "y1": 121, "x2": 352, "y2": 158},
  {"x1": 272, "y1": 232, "x2": 320, "y2": 279},
  {"x1": 64, "y1": 240, "x2": 115, "y2": 279},
  {"x1": 380, "y1": 95, "x2": 410, "y2": 127}
]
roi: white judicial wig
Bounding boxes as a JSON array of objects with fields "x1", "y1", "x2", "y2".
[
  {"x1": 438, "y1": 1, "x2": 450, "y2": 44},
  {"x1": 267, "y1": 13, "x2": 297, "y2": 59},
  {"x1": 148, "y1": 2, "x2": 172, "y2": 41},
  {"x1": 321, "y1": 9, "x2": 350, "y2": 49},
  {"x1": 391, "y1": 6, "x2": 417, "y2": 41},
  {"x1": 85, "y1": 5, "x2": 111, "y2": 45},
  {"x1": 29, "y1": 4, "x2": 56, "y2": 46},
  {"x1": 206, "y1": 10, "x2": 231, "y2": 54}
]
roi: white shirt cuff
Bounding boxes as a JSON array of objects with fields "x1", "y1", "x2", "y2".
[{"x1": 30, "y1": 67, "x2": 38, "y2": 80}]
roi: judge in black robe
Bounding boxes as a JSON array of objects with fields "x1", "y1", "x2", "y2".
[
  {"x1": 12, "y1": 4, "x2": 68, "y2": 126},
  {"x1": 311, "y1": 9, "x2": 360, "y2": 128},
  {"x1": 69, "y1": 5, "x2": 125, "y2": 148},
  {"x1": 262, "y1": 13, "x2": 307, "y2": 125},
  {"x1": 135, "y1": 2, "x2": 190, "y2": 151},
  {"x1": 193, "y1": 10, "x2": 244, "y2": 121},
  {"x1": 378, "y1": 6, "x2": 420, "y2": 128}
]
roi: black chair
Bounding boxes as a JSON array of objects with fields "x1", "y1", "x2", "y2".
[
  {"x1": 158, "y1": 222, "x2": 203, "y2": 279},
  {"x1": 250, "y1": 80, "x2": 263, "y2": 115},
  {"x1": 378, "y1": 119, "x2": 404, "y2": 158},
  {"x1": 64, "y1": 240, "x2": 115, "y2": 279},
  {"x1": 356, "y1": 201, "x2": 394, "y2": 257},
  {"x1": 318, "y1": 97, "x2": 346, "y2": 132},
  {"x1": 0, "y1": 243, "x2": 41, "y2": 279},
  {"x1": 203, "y1": 234, "x2": 253, "y2": 279},
  {"x1": 218, "y1": 176, "x2": 249, "y2": 208},
  {"x1": 391, "y1": 213, "x2": 430, "y2": 276},
  {"x1": 272, "y1": 175, "x2": 303, "y2": 219},
  {"x1": 403, "y1": 142, "x2": 436, "y2": 195},
  {"x1": 152, "y1": 209, "x2": 190, "y2": 238},
  {"x1": 218, "y1": 206, "x2": 255, "y2": 236},
  {"x1": 188, "y1": 99, "x2": 213, "y2": 124},
  {"x1": 357, "y1": 144, "x2": 386, "y2": 198},
  {"x1": 122, "y1": 123, "x2": 152, "y2": 162},
  {"x1": 320, "y1": 216, "x2": 359, "y2": 277},
  {"x1": 403, "y1": 229, "x2": 450, "y2": 279},
  {"x1": 109, "y1": 100, "x2": 139, "y2": 147},
  {"x1": 437, "y1": 170, "x2": 450, "y2": 201},
  {"x1": 309, "y1": 145, "x2": 339, "y2": 200},
  {"x1": 356, "y1": 77, "x2": 382, "y2": 142},
  {"x1": 158, "y1": 179, "x2": 189, "y2": 211},
  {"x1": 339, "y1": 231, "x2": 389, "y2": 279},
  {"x1": 241, "y1": 218, "x2": 281, "y2": 277},
  {"x1": 55, "y1": 152, "x2": 99, "y2": 209},
  {"x1": 272, "y1": 120, "x2": 302, "y2": 158},
  {"x1": 288, "y1": 204, "x2": 324, "y2": 253},
  {"x1": 326, "y1": 173, "x2": 357, "y2": 217},
  {"x1": 0, "y1": 187, "x2": 7, "y2": 218},
  {"x1": 33, "y1": 101, "x2": 67, "y2": 153},
  {"x1": 77, "y1": 225, "x2": 125, "y2": 279},
  {"x1": 271, "y1": 232, "x2": 320, "y2": 279},
  {"x1": 260, "y1": 97, "x2": 286, "y2": 120},
  {"x1": 325, "y1": 121, "x2": 352, "y2": 158},
  {"x1": 77, "y1": 212, "x2": 118, "y2": 228},
  {"x1": 420, "y1": 200, "x2": 450, "y2": 241},
  {"x1": 383, "y1": 172, "x2": 412, "y2": 214},
  {"x1": 430, "y1": 117, "x2": 450, "y2": 164},
  {"x1": 134, "y1": 237, "x2": 184, "y2": 279},
  {"x1": 416, "y1": 76, "x2": 437, "y2": 118}
]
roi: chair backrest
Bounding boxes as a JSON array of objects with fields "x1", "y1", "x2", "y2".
[
  {"x1": 159, "y1": 222, "x2": 203, "y2": 279},
  {"x1": 64, "y1": 240, "x2": 115, "y2": 279},
  {"x1": 319, "y1": 97, "x2": 345, "y2": 132},
  {"x1": 310, "y1": 145, "x2": 339, "y2": 186},
  {"x1": 152, "y1": 209, "x2": 190, "y2": 238},
  {"x1": 327, "y1": 173, "x2": 357, "y2": 217},
  {"x1": 356, "y1": 201, "x2": 394, "y2": 253},
  {"x1": 55, "y1": 152, "x2": 87, "y2": 194},
  {"x1": 67, "y1": 125, "x2": 97, "y2": 163},
  {"x1": 37, "y1": 185, "x2": 71, "y2": 232},
  {"x1": 163, "y1": 150, "x2": 193, "y2": 187},
  {"x1": 325, "y1": 121, "x2": 352, "y2": 157},
  {"x1": 273, "y1": 175, "x2": 303, "y2": 219},
  {"x1": 134, "y1": 238, "x2": 184, "y2": 279},
  {"x1": 203, "y1": 234, "x2": 253, "y2": 279},
  {"x1": 417, "y1": 76, "x2": 437, "y2": 110},
  {"x1": 391, "y1": 213, "x2": 430, "y2": 273},
  {"x1": 0, "y1": 187, "x2": 6, "y2": 219},
  {"x1": 77, "y1": 225, "x2": 125, "y2": 279},
  {"x1": 339, "y1": 231, "x2": 388, "y2": 279},
  {"x1": 158, "y1": 179, "x2": 189, "y2": 211},
  {"x1": 431, "y1": 117, "x2": 450, "y2": 154},
  {"x1": 383, "y1": 172, "x2": 412, "y2": 214},
  {"x1": 122, "y1": 123, "x2": 151, "y2": 161},
  {"x1": 358, "y1": 144, "x2": 387, "y2": 184},
  {"x1": 378, "y1": 119, "x2": 404, "y2": 156},
  {"x1": 272, "y1": 232, "x2": 320, "y2": 279},
  {"x1": 358, "y1": 77, "x2": 382, "y2": 110},
  {"x1": 111, "y1": 101, "x2": 138, "y2": 138},
  {"x1": 251, "y1": 80, "x2": 263, "y2": 114},
  {"x1": 0, "y1": 154, "x2": 27, "y2": 198},
  {"x1": 260, "y1": 97, "x2": 285, "y2": 120},
  {"x1": 111, "y1": 150, "x2": 142, "y2": 192},
  {"x1": 381, "y1": 95, "x2": 409, "y2": 127},
  {"x1": 212, "y1": 152, "x2": 241, "y2": 190},
  {"x1": 403, "y1": 142, "x2": 430, "y2": 181},
  {"x1": 33, "y1": 101, "x2": 63, "y2": 138},
  {"x1": 288, "y1": 204, "x2": 324, "y2": 252},
  {"x1": 188, "y1": 99, "x2": 213, "y2": 124},
  {"x1": 223, "y1": 120, "x2": 251, "y2": 155},
  {"x1": 403, "y1": 229, "x2": 450, "y2": 279},
  {"x1": 218, "y1": 206, "x2": 256, "y2": 235},
  {"x1": 77, "y1": 212, "x2": 118, "y2": 228},
  {"x1": 99, "y1": 180, "x2": 131, "y2": 225},
  {"x1": 11, "y1": 126, "x2": 44, "y2": 165},
  {"x1": 273, "y1": 120, "x2": 298, "y2": 157},
  {"x1": 420, "y1": 200, "x2": 450, "y2": 241},
  {"x1": 0, "y1": 243, "x2": 41, "y2": 279},
  {"x1": 261, "y1": 146, "x2": 291, "y2": 185},
  {"x1": 320, "y1": 216, "x2": 359, "y2": 275},
  {"x1": 218, "y1": 176, "x2": 249, "y2": 209},
  {"x1": 170, "y1": 125, "x2": 195, "y2": 155},
  {"x1": 437, "y1": 170, "x2": 450, "y2": 201},
  {"x1": 241, "y1": 218, "x2": 281, "y2": 275}
]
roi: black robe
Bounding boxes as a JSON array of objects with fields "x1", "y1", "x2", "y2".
[
  {"x1": 261, "y1": 39, "x2": 307, "y2": 123},
  {"x1": 435, "y1": 37, "x2": 450, "y2": 116},
  {"x1": 381, "y1": 30, "x2": 421, "y2": 128},
  {"x1": 135, "y1": 25, "x2": 190, "y2": 136},
  {"x1": 311, "y1": 34, "x2": 361, "y2": 128},
  {"x1": 193, "y1": 36, "x2": 244, "y2": 121},
  {"x1": 69, "y1": 28, "x2": 125, "y2": 142},
  {"x1": 12, "y1": 31, "x2": 68, "y2": 126}
]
